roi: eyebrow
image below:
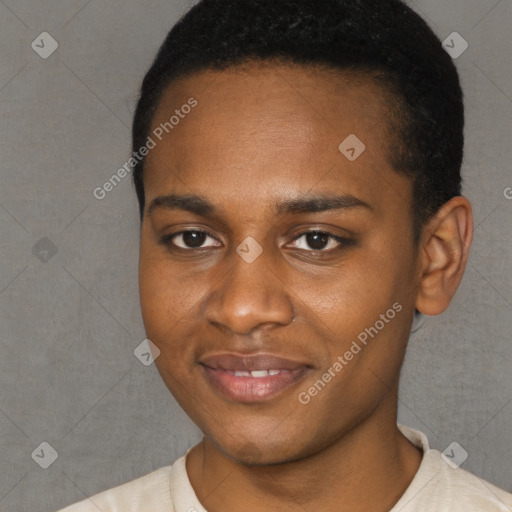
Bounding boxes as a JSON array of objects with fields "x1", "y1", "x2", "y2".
[{"x1": 147, "y1": 193, "x2": 372, "y2": 217}]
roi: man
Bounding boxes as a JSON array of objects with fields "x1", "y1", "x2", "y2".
[{"x1": 59, "y1": 0, "x2": 512, "y2": 510}]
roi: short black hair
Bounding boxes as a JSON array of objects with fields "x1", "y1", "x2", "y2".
[{"x1": 132, "y1": 0, "x2": 464, "y2": 241}]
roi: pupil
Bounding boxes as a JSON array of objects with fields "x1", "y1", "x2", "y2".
[
  {"x1": 183, "y1": 231, "x2": 206, "y2": 247},
  {"x1": 307, "y1": 232, "x2": 328, "y2": 250}
]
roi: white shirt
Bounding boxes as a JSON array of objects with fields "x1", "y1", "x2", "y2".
[{"x1": 58, "y1": 425, "x2": 512, "y2": 511}]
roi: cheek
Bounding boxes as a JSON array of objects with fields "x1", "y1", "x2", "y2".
[
  {"x1": 138, "y1": 241, "x2": 216, "y2": 354},
  {"x1": 138, "y1": 242, "x2": 189, "y2": 336},
  {"x1": 291, "y1": 252, "x2": 397, "y2": 327},
  {"x1": 139, "y1": 252, "x2": 199, "y2": 382},
  {"x1": 293, "y1": 247, "x2": 411, "y2": 370}
]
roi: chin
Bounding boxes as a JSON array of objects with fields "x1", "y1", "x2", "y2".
[{"x1": 210, "y1": 430, "x2": 308, "y2": 467}]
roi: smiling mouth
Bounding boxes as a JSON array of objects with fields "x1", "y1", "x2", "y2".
[
  {"x1": 218, "y1": 368, "x2": 290, "y2": 377},
  {"x1": 199, "y1": 353, "x2": 311, "y2": 402}
]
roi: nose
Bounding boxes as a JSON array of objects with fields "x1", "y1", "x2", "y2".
[{"x1": 202, "y1": 248, "x2": 294, "y2": 335}]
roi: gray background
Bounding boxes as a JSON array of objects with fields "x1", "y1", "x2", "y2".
[{"x1": 0, "y1": 0, "x2": 510, "y2": 510}]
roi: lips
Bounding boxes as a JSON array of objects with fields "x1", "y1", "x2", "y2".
[
  {"x1": 200, "y1": 353, "x2": 309, "y2": 372},
  {"x1": 200, "y1": 352, "x2": 311, "y2": 402}
]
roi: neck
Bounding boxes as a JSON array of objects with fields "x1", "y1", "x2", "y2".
[{"x1": 186, "y1": 392, "x2": 422, "y2": 512}]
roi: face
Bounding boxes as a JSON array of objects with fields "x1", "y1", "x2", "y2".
[{"x1": 139, "y1": 62, "x2": 421, "y2": 465}]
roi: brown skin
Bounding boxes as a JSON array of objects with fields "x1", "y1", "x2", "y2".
[{"x1": 138, "y1": 61, "x2": 473, "y2": 512}]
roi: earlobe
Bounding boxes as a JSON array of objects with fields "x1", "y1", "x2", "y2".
[{"x1": 415, "y1": 196, "x2": 473, "y2": 316}]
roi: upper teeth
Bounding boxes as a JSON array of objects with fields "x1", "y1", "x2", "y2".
[{"x1": 233, "y1": 370, "x2": 282, "y2": 377}]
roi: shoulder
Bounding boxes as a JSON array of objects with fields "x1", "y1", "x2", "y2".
[
  {"x1": 416, "y1": 451, "x2": 511, "y2": 511},
  {"x1": 57, "y1": 464, "x2": 175, "y2": 512},
  {"x1": 395, "y1": 425, "x2": 512, "y2": 511},
  {"x1": 450, "y1": 466, "x2": 512, "y2": 510}
]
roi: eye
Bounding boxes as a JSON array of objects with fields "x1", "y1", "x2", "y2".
[
  {"x1": 288, "y1": 230, "x2": 352, "y2": 252},
  {"x1": 161, "y1": 229, "x2": 221, "y2": 250}
]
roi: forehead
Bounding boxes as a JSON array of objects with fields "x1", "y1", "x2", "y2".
[
  {"x1": 143, "y1": 61, "x2": 409, "y2": 215},
  {"x1": 149, "y1": 61, "x2": 391, "y2": 151}
]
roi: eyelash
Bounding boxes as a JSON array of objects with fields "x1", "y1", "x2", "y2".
[{"x1": 159, "y1": 229, "x2": 354, "y2": 253}]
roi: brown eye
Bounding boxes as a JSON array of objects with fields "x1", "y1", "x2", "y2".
[
  {"x1": 288, "y1": 230, "x2": 353, "y2": 252},
  {"x1": 161, "y1": 230, "x2": 221, "y2": 250},
  {"x1": 181, "y1": 231, "x2": 208, "y2": 248},
  {"x1": 305, "y1": 232, "x2": 330, "y2": 250}
]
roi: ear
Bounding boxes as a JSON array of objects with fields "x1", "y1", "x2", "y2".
[{"x1": 415, "y1": 196, "x2": 473, "y2": 316}]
